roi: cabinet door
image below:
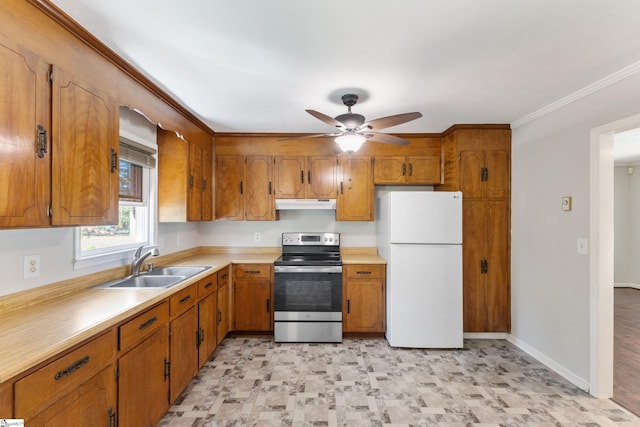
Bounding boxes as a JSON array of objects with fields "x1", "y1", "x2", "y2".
[
  {"x1": 245, "y1": 156, "x2": 274, "y2": 221},
  {"x1": 187, "y1": 142, "x2": 203, "y2": 221},
  {"x1": 198, "y1": 292, "x2": 217, "y2": 367},
  {"x1": 307, "y1": 156, "x2": 338, "y2": 198},
  {"x1": 216, "y1": 155, "x2": 244, "y2": 220},
  {"x1": 406, "y1": 156, "x2": 441, "y2": 184},
  {"x1": 373, "y1": 157, "x2": 406, "y2": 184},
  {"x1": 0, "y1": 36, "x2": 50, "y2": 228},
  {"x1": 158, "y1": 129, "x2": 189, "y2": 222},
  {"x1": 484, "y1": 200, "x2": 510, "y2": 332},
  {"x1": 51, "y1": 66, "x2": 118, "y2": 226},
  {"x1": 216, "y1": 281, "x2": 230, "y2": 345},
  {"x1": 459, "y1": 151, "x2": 484, "y2": 199},
  {"x1": 233, "y1": 279, "x2": 271, "y2": 331},
  {"x1": 119, "y1": 325, "x2": 169, "y2": 427},
  {"x1": 274, "y1": 156, "x2": 305, "y2": 199},
  {"x1": 484, "y1": 150, "x2": 510, "y2": 200},
  {"x1": 337, "y1": 156, "x2": 373, "y2": 221},
  {"x1": 170, "y1": 306, "x2": 199, "y2": 402},
  {"x1": 462, "y1": 201, "x2": 484, "y2": 332},
  {"x1": 201, "y1": 143, "x2": 214, "y2": 220},
  {"x1": 345, "y1": 279, "x2": 384, "y2": 333},
  {"x1": 27, "y1": 366, "x2": 116, "y2": 427}
]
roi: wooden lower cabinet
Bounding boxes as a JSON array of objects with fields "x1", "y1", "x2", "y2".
[
  {"x1": 14, "y1": 331, "x2": 116, "y2": 425},
  {"x1": 217, "y1": 270, "x2": 231, "y2": 345},
  {"x1": 198, "y1": 274, "x2": 218, "y2": 368},
  {"x1": 170, "y1": 306, "x2": 199, "y2": 402},
  {"x1": 233, "y1": 264, "x2": 272, "y2": 331},
  {"x1": 463, "y1": 200, "x2": 510, "y2": 332},
  {"x1": 118, "y1": 323, "x2": 169, "y2": 427},
  {"x1": 28, "y1": 366, "x2": 116, "y2": 427},
  {"x1": 343, "y1": 265, "x2": 386, "y2": 333}
]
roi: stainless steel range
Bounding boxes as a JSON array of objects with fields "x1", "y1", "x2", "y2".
[{"x1": 273, "y1": 232, "x2": 342, "y2": 343}]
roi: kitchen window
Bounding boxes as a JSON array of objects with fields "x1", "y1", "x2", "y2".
[{"x1": 74, "y1": 140, "x2": 157, "y2": 269}]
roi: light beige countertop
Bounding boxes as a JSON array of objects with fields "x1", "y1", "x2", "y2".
[{"x1": 0, "y1": 246, "x2": 384, "y2": 383}]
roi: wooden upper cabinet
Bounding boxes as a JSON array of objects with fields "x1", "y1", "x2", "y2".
[
  {"x1": 0, "y1": 36, "x2": 51, "y2": 228},
  {"x1": 216, "y1": 155, "x2": 274, "y2": 221},
  {"x1": 245, "y1": 156, "x2": 274, "y2": 221},
  {"x1": 51, "y1": 66, "x2": 119, "y2": 226},
  {"x1": 374, "y1": 155, "x2": 441, "y2": 185},
  {"x1": 274, "y1": 156, "x2": 337, "y2": 199},
  {"x1": 158, "y1": 128, "x2": 214, "y2": 222},
  {"x1": 336, "y1": 156, "x2": 373, "y2": 221},
  {"x1": 460, "y1": 150, "x2": 509, "y2": 200}
]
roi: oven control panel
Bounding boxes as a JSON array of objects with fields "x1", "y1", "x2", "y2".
[{"x1": 282, "y1": 232, "x2": 340, "y2": 246}]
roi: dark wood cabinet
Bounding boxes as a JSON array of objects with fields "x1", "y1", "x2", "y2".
[
  {"x1": 274, "y1": 156, "x2": 338, "y2": 199},
  {"x1": 374, "y1": 155, "x2": 441, "y2": 185},
  {"x1": 217, "y1": 269, "x2": 231, "y2": 345}
]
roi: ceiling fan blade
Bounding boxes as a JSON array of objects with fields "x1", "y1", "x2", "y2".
[
  {"x1": 278, "y1": 133, "x2": 339, "y2": 141},
  {"x1": 306, "y1": 110, "x2": 346, "y2": 129},
  {"x1": 362, "y1": 132, "x2": 410, "y2": 146},
  {"x1": 360, "y1": 112, "x2": 422, "y2": 131}
]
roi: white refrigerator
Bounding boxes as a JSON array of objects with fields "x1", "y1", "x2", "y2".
[{"x1": 377, "y1": 191, "x2": 463, "y2": 348}]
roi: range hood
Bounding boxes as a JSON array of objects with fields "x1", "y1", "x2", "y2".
[{"x1": 275, "y1": 199, "x2": 336, "y2": 210}]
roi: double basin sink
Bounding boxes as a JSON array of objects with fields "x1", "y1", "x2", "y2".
[{"x1": 92, "y1": 266, "x2": 211, "y2": 289}]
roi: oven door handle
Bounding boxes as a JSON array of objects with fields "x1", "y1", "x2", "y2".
[{"x1": 274, "y1": 265, "x2": 342, "y2": 274}]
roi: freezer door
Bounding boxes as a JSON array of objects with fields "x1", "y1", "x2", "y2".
[
  {"x1": 387, "y1": 191, "x2": 462, "y2": 244},
  {"x1": 386, "y1": 244, "x2": 463, "y2": 348}
]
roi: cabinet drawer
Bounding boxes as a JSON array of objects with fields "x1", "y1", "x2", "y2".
[
  {"x1": 197, "y1": 273, "x2": 217, "y2": 299},
  {"x1": 345, "y1": 265, "x2": 385, "y2": 280},
  {"x1": 170, "y1": 283, "x2": 197, "y2": 317},
  {"x1": 217, "y1": 267, "x2": 230, "y2": 288},
  {"x1": 119, "y1": 302, "x2": 168, "y2": 352},
  {"x1": 233, "y1": 263, "x2": 271, "y2": 279},
  {"x1": 14, "y1": 330, "x2": 114, "y2": 420}
]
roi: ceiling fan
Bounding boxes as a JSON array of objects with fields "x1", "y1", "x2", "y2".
[{"x1": 295, "y1": 94, "x2": 423, "y2": 153}]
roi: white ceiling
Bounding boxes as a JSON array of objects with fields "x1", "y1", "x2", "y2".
[{"x1": 50, "y1": 0, "x2": 640, "y2": 140}]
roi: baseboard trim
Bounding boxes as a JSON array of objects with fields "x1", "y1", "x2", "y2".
[
  {"x1": 463, "y1": 332, "x2": 509, "y2": 339},
  {"x1": 507, "y1": 335, "x2": 590, "y2": 392},
  {"x1": 614, "y1": 283, "x2": 640, "y2": 289}
]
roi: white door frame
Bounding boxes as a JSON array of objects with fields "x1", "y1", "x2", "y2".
[{"x1": 590, "y1": 113, "x2": 640, "y2": 397}]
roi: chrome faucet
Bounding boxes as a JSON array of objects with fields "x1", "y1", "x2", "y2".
[{"x1": 131, "y1": 246, "x2": 159, "y2": 277}]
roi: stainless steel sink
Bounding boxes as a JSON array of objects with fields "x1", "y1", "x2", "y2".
[
  {"x1": 146, "y1": 266, "x2": 210, "y2": 277},
  {"x1": 92, "y1": 275, "x2": 186, "y2": 289},
  {"x1": 91, "y1": 265, "x2": 211, "y2": 289}
]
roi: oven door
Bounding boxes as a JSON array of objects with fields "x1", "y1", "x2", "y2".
[{"x1": 273, "y1": 265, "x2": 342, "y2": 314}]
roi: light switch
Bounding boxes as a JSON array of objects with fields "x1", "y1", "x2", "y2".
[
  {"x1": 562, "y1": 197, "x2": 572, "y2": 211},
  {"x1": 577, "y1": 238, "x2": 588, "y2": 255}
]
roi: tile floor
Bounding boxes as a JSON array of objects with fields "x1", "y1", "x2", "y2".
[{"x1": 158, "y1": 337, "x2": 640, "y2": 426}]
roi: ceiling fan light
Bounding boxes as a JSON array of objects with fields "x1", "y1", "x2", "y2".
[{"x1": 335, "y1": 133, "x2": 366, "y2": 153}]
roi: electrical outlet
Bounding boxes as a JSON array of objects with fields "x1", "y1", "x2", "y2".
[
  {"x1": 254, "y1": 232, "x2": 261, "y2": 242},
  {"x1": 24, "y1": 254, "x2": 41, "y2": 279}
]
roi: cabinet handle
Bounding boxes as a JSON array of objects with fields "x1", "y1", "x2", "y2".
[
  {"x1": 408, "y1": 163, "x2": 413, "y2": 176},
  {"x1": 204, "y1": 281, "x2": 214, "y2": 289},
  {"x1": 164, "y1": 359, "x2": 170, "y2": 381},
  {"x1": 179, "y1": 295, "x2": 192, "y2": 304},
  {"x1": 189, "y1": 174, "x2": 194, "y2": 188},
  {"x1": 347, "y1": 299, "x2": 351, "y2": 314},
  {"x1": 356, "y1": 271, "x2": 371, "y2": 275},
  {"x1": 36, "y1": 124, "x2": 48, "y2": 158},
  {"x1": 245, "y1": 270, "x2": 260, "y2": 274},
  {"x1": 340, "y1": 182, "x2": 344, "y2": 194},
  {"x1": 480, "y1": 259, "x2": 488, "y2": 274},
  {"x1": 484, "y1": 167, "x2": 489, "y2": 182},
  {"x1": 108, "y1": 407, "x2": 116, "y2": 427},
  {"x1": 402, "y1": 163, "x2": 406, "y2": 176},
  {"x1": 220, "y1": 273, "x2": 228, "y2": 280},
  {"x1": 268, "y1": 181, "x2": 272, "y2": 195},
  {"x1": 110, "y1": 149, "x2": 118, "y2": 173},
  {"x1": 266, "y1": 299, "x2": 270, "y2": 313},
  {"x1": 239, "y1": 181, "x2": 243, "y2": 194},
  {"x1": 54, "y1": 355, "x2": 90, "y2": 380},
  {"x1": 202, "y1": 178, "x2": 207, "y2": 191},
  {"x1": 138, "y1": 316, "x2": 158, "y2": 330},
  {"x1": 200, "y1": 328, "x2": 205, "y2": 344},
  {"x1": 308, "y1": 171, "x2": 311, "y2": 184},
  {"x1": 300, "y1": 170, "x2": 304, "y2": 184}
]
